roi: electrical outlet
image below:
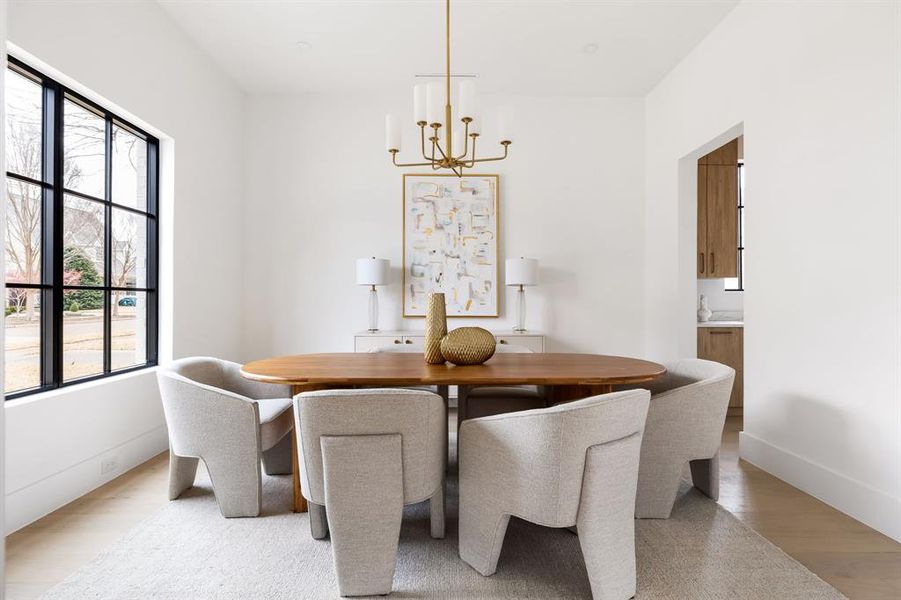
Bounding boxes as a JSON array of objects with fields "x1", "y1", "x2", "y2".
[{"x1": 100, "y1": 456, "x2": 119, "y2": 475}]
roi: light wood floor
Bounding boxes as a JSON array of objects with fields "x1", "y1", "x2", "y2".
[{"x1": 5, "y1": 416, "x2": 901, "y2": 599}]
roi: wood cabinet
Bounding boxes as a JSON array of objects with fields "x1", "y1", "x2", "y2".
[
  {"x1": 697, "y1": 326, "x2": 743, "y2": 411},
  {"x1": 697, "y1": 139, "x2": 739, "y2": 278}
]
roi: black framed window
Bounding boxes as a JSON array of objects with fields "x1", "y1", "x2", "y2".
[
  {"x1": 4, "y1": 57, "x2": 158, "y2": 398},
  {"x1": 724, "y1": 161, "x2": 744, "y2": 292}
]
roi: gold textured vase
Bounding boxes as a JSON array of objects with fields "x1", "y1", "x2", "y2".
[
  {"x1": 440, "y1": 327, "x2": 497, "y2": 365},
  {"x1": 424, "y1": 293, "x2": 448, "y2": 364}
]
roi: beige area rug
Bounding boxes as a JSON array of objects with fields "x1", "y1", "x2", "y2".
[{"x1": 42, "y1": 459, "x2": 845, "y2": 600}]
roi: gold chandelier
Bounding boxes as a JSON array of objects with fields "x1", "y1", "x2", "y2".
[{"x1": 385, "y1": 0, "x2": 512, "y2": 177}]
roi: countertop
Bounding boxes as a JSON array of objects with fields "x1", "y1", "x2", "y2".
[{"x1": 697, "y1": 320, "x2": 743, "y2": 328}]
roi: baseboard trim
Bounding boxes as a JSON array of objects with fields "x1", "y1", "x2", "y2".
[
  {"x1": 739, "y1": 431, "x2": 901, "y2": 542},
  {"x1": 5, "y1": 425, "x2": 169, "y2": 534}
]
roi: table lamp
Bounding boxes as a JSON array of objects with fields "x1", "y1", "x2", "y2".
[
  {"x1": 355, "y1": 257, "x2": 389, "y2": 332},
  {"x1": 505, "y1": 257, "x2": 539, "y2": 332}
]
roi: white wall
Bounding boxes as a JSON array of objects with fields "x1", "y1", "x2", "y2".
[
  {"x1": 242, "y1": 94, "x2": 645, "y2": 358},
  {"x1": 1, "y1": 0, "x2": 8, "y2": 587},
  {"x1": 5, "y1": 0, "x2": 246, "y2": 533},
  {"x1": 645, "y1": 0, "x2": 901, "y2": 541}
]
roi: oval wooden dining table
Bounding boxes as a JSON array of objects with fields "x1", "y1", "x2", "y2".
[{"x1": 241, "y1": 352, "x2": 666, "y2": 512}]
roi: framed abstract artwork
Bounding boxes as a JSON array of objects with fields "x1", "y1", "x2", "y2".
[{"x1": 403, "y1": 174, "x2": 499, "y2": 317}]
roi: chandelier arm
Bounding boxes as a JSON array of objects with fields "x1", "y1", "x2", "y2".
[
  {"x1": 467, "y1": 143, "x2": 509, "y2": 163},
  {"x1": 420, "y1": 124, "x2": 431, "y2": 161},
  {"x1": 462, "y1": 135, "x2": 478, "y2": 167},
  {"x1": 434, "y1": 139, "x2": 451, "y2": 161},
  {"x1": 391, "y1": 152, "x2": 441, "y2": 168},
  {"x1": 455, "y1": 119, "x2": 470, "y2": 159}
]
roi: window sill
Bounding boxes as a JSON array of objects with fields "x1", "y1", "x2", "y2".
[{"x1": 4, "y1": 366, "x2": 158, "y2": 407}]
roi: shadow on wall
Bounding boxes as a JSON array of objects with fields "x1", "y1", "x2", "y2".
[{"x1": 537, "y1": 266, "x2": 579, "y2": 353}]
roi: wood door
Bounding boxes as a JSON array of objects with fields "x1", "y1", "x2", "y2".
[
  {"x1": 705, "y1": 139, "x2": 738, "y2": 165},
  {"x1": 706, "y1": 164, "x2": 738, "y2": 277},
  {"x1": 697, "y1": 163, "x2": 709, "y2": 277},
  {"x1": 697, "y1": 327, "x2": 743, "y2": 408}
]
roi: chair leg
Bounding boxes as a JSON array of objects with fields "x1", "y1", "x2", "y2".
[
  {"x1": 430, "y1": 482, "x2": 446, "y2": 539},
  {"x1": 309, "y1": 501, "x2": 329, "y2": 539},
  {"x1": 321, "y1": 434, "x2": 404, "y2": 597},
  {"x1": 635, "y1": 459, "x2": 684, "y2": 519},
  {"x1": 459, "y1": 508, "x2": 510, "y2": 576},
  {"x1": 262, "y1": 431, "x2": 293, "y2": 475},
  {"x1": 168, "y1": 452, "x2": 198, "y2": 500},
  {"x1": 457, "y1": 386, "x2": 469, "y2": 432},
  {"x1": 690, "y1": 452, "x2": 720, "y2": 501},
  {"x1": 577, "y1": 433, "x2": 643, "y2": 600},
  {"x1": 204, "y1": 453, "x2": 262, "y2": 518}
]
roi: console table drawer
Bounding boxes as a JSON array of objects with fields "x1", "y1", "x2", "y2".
[{"x1": 495, "y1": 335, "x2": 545, "y2": 353}]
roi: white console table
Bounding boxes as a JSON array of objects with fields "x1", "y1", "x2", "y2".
[{"x1": 353, "y1": 330, "x2": 546, "y2": 353}]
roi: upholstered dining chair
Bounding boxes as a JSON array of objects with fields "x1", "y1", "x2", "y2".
[
  {"x1": 457, "y1": 343, "x2": 546, "y2": 427},
  {"x1": 294, "y1": 388, "x2": 446, "y2": 597},
  {"x1": 459, "y1": 390, "x2": 650, "y2": 600},
  {"x1": 369, "y1": 345, "x2": 450, "y2": 470},
  {"x1": 157, "y1": 357, "x2": 294, "y2": 518},
  {"x1": 627, "y1": 358, "x2": 735, "y2": 518}
]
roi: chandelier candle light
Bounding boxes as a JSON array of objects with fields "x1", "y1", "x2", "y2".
[{"x1": 385, "y1": 0, "x2": 512, "y2": 176}]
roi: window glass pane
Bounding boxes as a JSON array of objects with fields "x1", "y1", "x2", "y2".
[
  {"x1": 112, "y1": 126, "x2": 147, "y2": 210},
  {"x1": 5, "y1": 68, "x2": 43, "y2": 181},
  {"x1": 5, "y1": 287, "x2": 41, "y2": 393},
  {"x1": 64, "y1": 194, "x2": 105, "y2": 286},
  {"x1": 64, "y1": 99, "x2": 105, "y2": 198},
  {"x1": 112, "y1": 291, "x2": 146, "y2": 370},
  {"x1": 6, "y1": 179, "x2": 42, "y2": 284},
  {"x1": 63, "y1": 291, "x2": 105, "y2": 380},
  {"x1": 112, "y1": 209, "x2": 147, "y2": 288}
]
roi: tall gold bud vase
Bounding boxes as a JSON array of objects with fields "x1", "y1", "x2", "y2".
[{"x1": 424, "y1": 293, "x2": 448, "y2": 364}]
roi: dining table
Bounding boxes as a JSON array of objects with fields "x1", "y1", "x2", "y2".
[{"x1": 241, "y1": 352, "x2": 666, "y2": 513}]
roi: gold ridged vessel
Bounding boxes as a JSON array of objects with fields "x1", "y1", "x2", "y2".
[
  {"x1": 424, "y1": 293, "x2": 448, "y2": 364},
  {"x1": 440, "y1": 327, "x2": 496, "y2": 365}
]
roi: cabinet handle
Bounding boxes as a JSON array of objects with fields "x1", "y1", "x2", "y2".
[
  {"x1": 699, "y1": 253, "x2": 705, "y2": 273},
  {"x1": 404, "y1": 339, "x2": 413, "y2": 344},
  {"x1": 709, "y1": 330, "x2": 733, "y2": 335},
  {"x1": 498, "y1": 339, "x2": 508, "y2": 344},
  {"x1": 393, "y1": 339, "x2": 402, "y2": 344}
]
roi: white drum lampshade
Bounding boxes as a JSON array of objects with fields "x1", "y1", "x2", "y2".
[
  {"x1": 355, "y1": 258, "x2": 389, "y2": 286},
  {"x1": 506, "y1": 258, "x2": 539, "y2": 332},
  {"x1": 355, "y1": 258, "x2": 389, "y2": 331},
  {"x1": 505, "y1": 258, "x2": 539, "y2": 287}
]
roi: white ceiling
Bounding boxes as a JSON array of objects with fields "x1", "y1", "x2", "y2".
[{"x1": 156, "y1": 0, "x2": 738, "y2": 96}]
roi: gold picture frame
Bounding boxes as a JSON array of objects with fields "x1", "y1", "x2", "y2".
[{"x1": 403, "y1": 173, "x2": 500, "y2": 318}]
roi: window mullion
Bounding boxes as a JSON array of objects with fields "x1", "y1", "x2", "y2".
[
  {"x1": 146, "y1": 140, "x2": 159, "y2": 364},
  {"x1": 48, "y1": 80, "x2": 64, "y2": 388},
  {"x1": 103, "y1": 118, "x2": 112, "y2": 374}
]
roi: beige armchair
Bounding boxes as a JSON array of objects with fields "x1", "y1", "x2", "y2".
[
  {"x1": 630, "y1": 358, "x2": 735, "y2": 518},
  {"x1": 459, "y1": 390, "x2": 650, "y2": 600},
  {"x1": 294, "y1": 388, "x2": 446, "y2": 597},
  {"x1": 157, "y1": 357, "x2": 293, "y2": 518}
]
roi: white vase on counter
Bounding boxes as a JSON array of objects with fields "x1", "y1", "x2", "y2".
[{"x1": 697, "y1": 295, "x2": 712, "y2": 322}]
